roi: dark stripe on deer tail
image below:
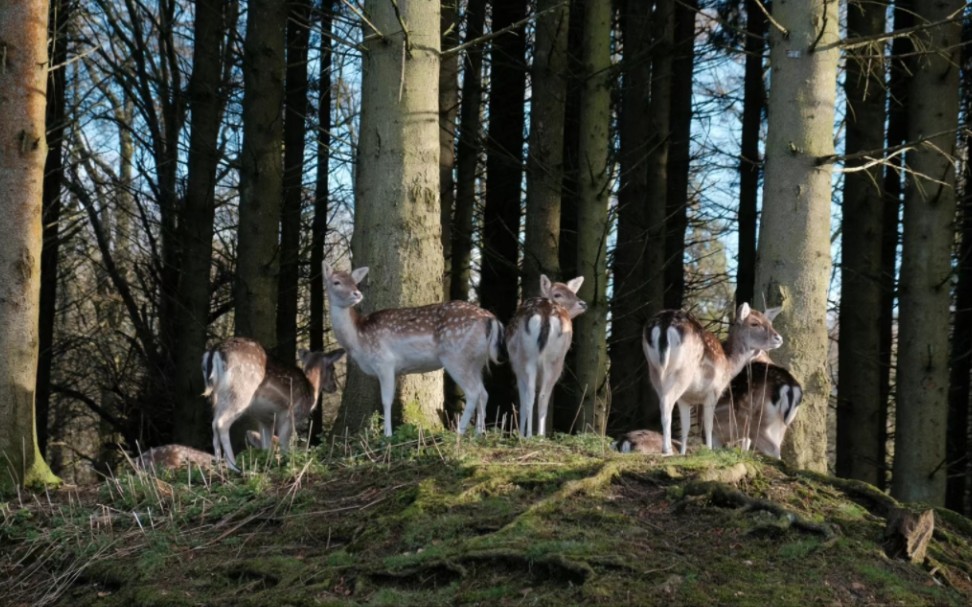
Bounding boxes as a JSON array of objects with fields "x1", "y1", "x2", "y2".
[{"x1": 537, "y1": 313, "x2": 552, "y2": 353}]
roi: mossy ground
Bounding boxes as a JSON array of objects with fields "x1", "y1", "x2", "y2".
[{"x1": 2, "y1": 429, "x2": 971, "y2": 606}]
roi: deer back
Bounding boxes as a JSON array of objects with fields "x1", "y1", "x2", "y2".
[
  {"x1": 715, "y1": 361, "x2": 803, "y2": 457},
  {"x1": 643, "y1": 310, "x2": 727, "y2": 396},
  {"x1": 507, "y1": 275, "x2": 586, "y2": 365}
]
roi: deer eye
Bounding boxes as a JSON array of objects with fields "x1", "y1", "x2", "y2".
[{"x1": 553, "y1": 293, "x2": 562, "y2": 298}]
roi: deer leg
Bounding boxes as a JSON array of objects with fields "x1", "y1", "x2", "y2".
[
  {"x1": 277, "y1": 413, "x2": 294, "y2": 453},
  {"x1": 378, "y1": 367, "x2": 396, "y2": 437},
  {"x1": 213, "y1": 405, "x2": 245, "y2": 472},
  {"x1": 516, "y1": 365, "x2": 538, "y2": 438},
  {"x1": 677, "y1": 401, "x2": 693, "y2": 455},
  {"x1": 537, "y1": 361, "x2": 562, "y2": 437},
  {"x1": 702, "y1": 398, "x2": 716, "y2": 450},
  {"x1": 449, "y1": 361, "x2": 483, "y2": 436},
  {"x1": 659, "y1": 395, "x2": 677, "y2": 455}
]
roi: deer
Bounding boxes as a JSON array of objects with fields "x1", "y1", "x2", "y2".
[
  {"x1": 506, "y1": 275, "x2": 587, "y2": 437},
  {"x1": 712, "y1": 354, "x2": 803, "y2": 458},
  {"x1": 202, "y1": 337, "x2": 346, "y2": 471},
  {"x1": 612, "y1": 429, "x2": 681, "y2": 454},
  {"x1": 642, "y1": 303, "x2": 783, "y2": 455},
  {"x1": 133, "y1": 444, "x2": 216, "y2": 472},
  {"x1": 322, "y1": 262, "x2": 504, "y2": 437}
]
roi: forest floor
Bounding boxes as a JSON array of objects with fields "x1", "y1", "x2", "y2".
[{"x1": 3, "y1": 428, "x2": 972, "y2": 606}]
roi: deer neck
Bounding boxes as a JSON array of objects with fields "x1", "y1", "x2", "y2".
[
  {"x1": 724, "y1": 332, "x2": 760, "y2": 378},
  {"x1": 330, "y1": 301, "x2": 364, "y2": 352}
]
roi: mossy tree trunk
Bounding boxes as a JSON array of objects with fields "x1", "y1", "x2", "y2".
[
  {"x1": 836, "y1": 0, "x2": 887, "y2": 488},
  {"x1": 573, "y1": 0, "x2": 612, "y2": 435},
  {"x1": 337, "y1": 0, "x2": 444, "y2": 434},
  {"x1": 235, "y1": 0, "x2": 286, "y2": 347},
  {"x1": 754, "y1": 0, "x2": 839, "y2": 472},
  {"x1": 891, "y1": 0, "x2": 962, "y2": 506},
  {"x1": 0, "y1": 0, "x2": 59, "y2": 491}
]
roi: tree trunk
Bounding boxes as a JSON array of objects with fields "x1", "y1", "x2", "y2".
[
  {"x1": 0, "y1": 0, "x2": 59, "y2": 490},
  {"x1": 664, "y1": 0, "x2": 696, "y2": 310},
  {"x1": 610, "y1": 0, "x2": 652, "y2": 430},
  {"x1": 235, "y1": 0, "x2": 287, "y2": 347},
  {"x1": 836, "y1": 0, "x2": 887, "y2": 487},
  {"x1": 309, "y1": 0, "x2": 335, "y2": 443},
  {"x1": 736, "y1": 0, "x2": 766, "y2": 308},
  {"x1": 439, "y1": 0, "x2": 459, "y2": 299},
  {"x1": 277, "y1": 0, "x2": 313, "y2": 363},
  {"x1": 644, "y1": 0, "x2": 673, "y2": 317},
  {"x1": 337, "y1": 0, "x2": 444, "y2": 434},
  {"x1": 449, "y1": 0, "x2": 486, "y2": 303},
  {"x1": 37, "y1": 0, "x2": 72, "y2": 458},
  {"x1": 171, "y1": 0, "x2": 237, "y2": 449},
  {"x1": 754, "y1": 0, "x2": 839, "y2": 472},
  {"x1": 573, "y1": 0, "x2": 612, "y2": 435},
  {"x1": 481, "y1": 0, "x2": 527, "y2": 426},
  {"x1": 891, "y1": 0, "x2": 961, "y2": 506},
  {"x1": 523, "y1": 0, "x2": 570, "y2": 296}
]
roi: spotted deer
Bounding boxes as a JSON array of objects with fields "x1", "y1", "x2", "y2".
[
  {"x1": 506, "y1": 275, "x2": 586, "y2": 437},
  {"x1": 642, "y1": 303, "x2": 783, "y2": 455},
  {"x1": 202, "y1": 337, "x2": 346, "y2": 470},
  {"x1": 323, "y1": 263, "x2": 504, "y2": 437},
  {"x1": 134, "y1": 444, "x2": 216, "y2": 472},
  {"x1": 712, "y1": 354, "x2": 803, "y2": 458}
]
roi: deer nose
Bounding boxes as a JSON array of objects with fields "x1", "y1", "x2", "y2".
[{"x1": 580, "y1": 301, "x2": 588, "y2": 310}]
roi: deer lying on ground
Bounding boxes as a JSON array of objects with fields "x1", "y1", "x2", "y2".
[
  {"x1": 612, "y1": 429, "x2": 681, "y2": 454},
  {"x1": 506, "y1": 275, "x2": 586, "y2": 437},
  {"x1": 712, "y1": 353, "x2": 802, "y2": 458},
  {"x1": 323, "y1": 262, "x2": 504, "y2": 436},
  {"x1": 642, "y1": 303, "x2": 783, "y2": 455},
  {"x1": 202, "y1": 337, "x2": 346, "y2": 470},
  {"x1": 134, "y1": 444, "x2": 216, "y2": 472}
]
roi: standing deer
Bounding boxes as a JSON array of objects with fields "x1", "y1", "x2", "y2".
[
  {"x1": 506, "y1": 275, "x2": 586, "y2": 437},
  {"x1": 642, "y1": 303, "x2": 783, "y2": 455},
  {"x1": 323, "y1": 262, "x2": 504, "y2": 437},
  {"x1": 202, "y1": 337, "x2": 346, "y2": 470},
  {"x1": 712, "y1": 356, "x2": 802, "y2": 458}
]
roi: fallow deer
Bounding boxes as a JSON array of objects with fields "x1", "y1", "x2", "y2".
[
  {"x1": 712, "y1": 356, "x2": 802, "y2": 458},
  {"x1": 134, "y1": 444, "x2": 216, "y2": 472},
  {"x1": 323, "y1": 263, "x2": 504, "y2": 437},
  {"x1": 506, "y1": 275, "x2": 587, "y2": 437},
  {"x1": 202, "y1": 337, "x2": 346, "y2": 470},
  {"x1": 642, "y1": 303, "x2": 783, "y2": 455},
  {"x1": 612, "y1": 429, "x2": 681, "y2": 454}
]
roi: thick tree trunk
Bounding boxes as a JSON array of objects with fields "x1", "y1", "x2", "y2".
[
  {"x1": 481, "y1": 0, "x2": 527, "y2": 425},
  {"x1": 836, "y1": 0, "x2": 887, "y2": 488},
  {"x1": 523, "y1": 0, "x2": 570, "y2": 296},
  {"x1": 572, "y1": 0, "x2": 612, "y2": 435},
  {"x1": 337, "y1": 0, "x2": 444, "y2": 434},
  {"x1": 0, "y1": 0, "x2": 59, "y2": 490},
  {"x1": 736, "y1": 0, "x2": 766, "y2": 308},
  {"x1": 891, "y1": 0, "x2": 962, "y2": 506},
  {"x1": 309, "y1": 0, "x2": 335, "y2": 443},
  {"x1": 171, "y1": 0, "x2": 236, "y2": 449},
  {"x1": 610, "y1": 0, "x2": 652, "y2": 430},
  {"x1": 235, "y1": 0, "x2": 286, "y2": 347},
  {"x1": 37, "y1": 0, "x2": 72, "y2": 458},
  {"x1": 449, "y1": 0, "x2": 486, "y2": 303},
  {"x1": 754, "y1": 0, "x2": 839, "y2": 472},
  {"x1": 439, "y1": 0, "x2": 459, "y2": 299},
  {"x1": 277, "y1": 0, "x2": 313, "y2": 363}
]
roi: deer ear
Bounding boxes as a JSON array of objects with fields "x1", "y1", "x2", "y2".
[
  {"x1": 566, "y1": 276, "x2": 584, "y2": 293},
  {"x1": 351, "y1": 267, "x2": 369, "y2": 284},
  {"x1": 297, "y1": 349, "x2": 310, "y2": 363},
  {"x1": 540, "y1": 275, "x2": 552, "y2": 297},
  {"x1": 323, "y1": 262, "x2": 333, "y2": 279},
  {"x1": 764, "y1": 306, "x2": 782, "y2": 321},
  {"x1": 736, "y1": 302, "x2": 752, "y2": 323},
  {"x1": 326, "y1": 348, "x2": 346, "y2": 364}
]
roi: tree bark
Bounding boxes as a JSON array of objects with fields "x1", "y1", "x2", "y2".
[
  {"x1": 235, "y1": 0, "x2": 287, "y2": 347},
  {"x1": 337, "y1": 0, "x2": 444, "y2": 434},
  {"x1": 754, "y1": 0, "x2": 839, "y2": 472},
  {"x1": 610, "y1": 0, "x2": 652, "y2": 430},
  {"x1": 37, "y1": 0, "x2": 72, "y2": 458},
  {"x1": 573, "y1": 0, "x2": 612, "y2": 435},
  {"x1": 449, "y1": 0, "x2": 486, "y2": 303},
  {"x1": 891, "y1": 0, "x2": 962, "y2": 506},
  {"x1": 481, "y1": 0, "x2": 527, "y2": 425},
  {"x1": 171, "y1": 0, "x2": 237, "y2": 449},
  {"x1": 523, "y1": 0, "x2": 570, "y2": 296},
  {"x1": 277, "y1": 0, "x2": 313, "y2": 363},
  {"x1": 0, "y1": 0, "x2": 59, "y2": 490},
  {"x1": 736, "y1": 0, "x2": 766, "y2": 308},
  {"x1": 836, "y1": 0, "x2": 887, "y2": 488},
  {"x1": 439, "y1": 0, "x2": 459, "y2": 300}
]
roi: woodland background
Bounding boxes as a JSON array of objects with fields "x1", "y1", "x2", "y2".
[{"x1": 0, "y1": 0, "x2": 970, "y2": 514}]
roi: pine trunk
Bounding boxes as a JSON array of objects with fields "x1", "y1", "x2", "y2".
[
  {"x1": 836, "y1": 0, "x2": 887, "y2": 487},
  {"x1": 439, "y1": 0, "x2": 459, "y2": 299},
  {"x1": 337, "y1": 0, "x2": 444, "y2": 434},
  {"x1": 573, "y1": 0, "x2": 612, "y2": 435},
  {"x1": 754, "y1": 0, "x2": 839, "y2": 472},
  {"x1": 0, "y1": 0, "x2": 59, "y2": 490},
  {"x1": 891, "y1": 0, "x2": 962, "y2": 505},
  {"x1": 235, "y1": 0, "x2": 286, "y2": 346}
]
